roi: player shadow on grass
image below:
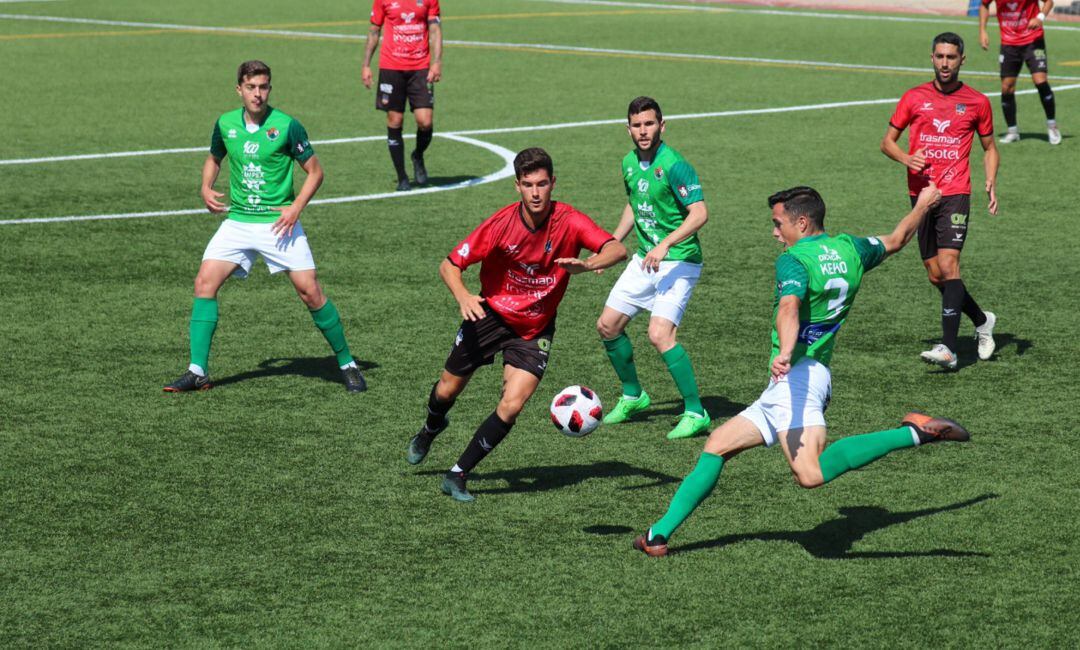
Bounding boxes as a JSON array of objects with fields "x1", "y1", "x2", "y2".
[
  {"x1": 213, "y1": 356, "x2": 379, "y2": 388},
  {"x1": 629, "y1": 395, "x2": 748, "y2": 423},
  {"x1": 673, "y1": 493, "x2": 997, "y2": 559},
  {"x1": 1016, "y1": 132, "x2": 1073, "y2": 143},
  {"x1": 418, "y1": 461, "x2": 679, "y2": 495},
  {"x1": 921, "y1": 333, "x2": 1032, "y2": 371}
]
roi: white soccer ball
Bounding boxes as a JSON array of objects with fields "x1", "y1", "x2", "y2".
[{"x1": 550, "y1": 385, "x2": 603, "y2": 437}]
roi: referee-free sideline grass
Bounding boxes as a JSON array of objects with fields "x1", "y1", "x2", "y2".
[{"x1": 2, "y1": 0, "x2": 1079, "y2": 646}]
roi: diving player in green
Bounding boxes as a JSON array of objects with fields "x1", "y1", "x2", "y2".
[
  {"x1": 596, "y1": 97, "x2": 711, "y2": 440},
  {"x1": 633, "y1": 183, "x2": 973, "y2": 557},
  {"x1": 164, "y1": 60, "x2": 366, "y2": 393}
]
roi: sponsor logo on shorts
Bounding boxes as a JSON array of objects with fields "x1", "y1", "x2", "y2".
[
  {"x1": 454, "y1": 329, "x2": 463, "y2": 347},
  {"x1": 537, "y1": 338, "x2": 551, "y2": 353},
  {"x1": 950, "y1": 213, "x2": 966, "y2": 225},
  {"x1": 380, "y1": 83, "x2": 394, "y2": 93},
  {"x1": 266, "y1": 127, "x2": 279, "y2": 141}
]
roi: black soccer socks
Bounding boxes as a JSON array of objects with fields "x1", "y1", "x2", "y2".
[{"x1": 454, "y1": 411, "x2": 513, "y2": 474}]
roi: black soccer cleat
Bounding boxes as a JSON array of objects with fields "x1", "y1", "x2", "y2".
[
  {"x1": 341, "y1": 365, "x2": 367, "y2": 393},
  {"x1": 902, "y1": 412, "x2": 970, "y2": 444},
  {"x1": 163, "y1": 370, "x2": 212, "y2": 393},
  {"x1": 411, "y1": 151, "x2": 428, "y2": 185},
  {"x1": 441, "y1": 471, "x2": 475, "y2": 503},
  {"x1": 407, "y1": 418, "x2": 447, "y2": 466},
  {"x1": 632, "y1": 531, "x2": 669, "y2": 557},
  {"x1": 396, "y1": 177, "x2": 412, "y2": 192}
]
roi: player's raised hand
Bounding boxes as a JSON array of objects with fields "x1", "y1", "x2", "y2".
[
  {"x1": 270, "y1": 205, "x2": 301, "y2": 238},
  {"x1": 770, "y1": 352, "x2": 791, "y2": 382},
  {"x1": 641, "y1": 243, "x2": 669, "y2": 273},
  {"x1": 555, "y1": 257, "x2": 592, "y2": 275},
  {"x1": 201, "y1": 188, "x2": 227, "y2": 214},
  {"x1": 457, "y1": 294, "x2": 486, "y2": 321},
  {"x1": 906, "y1": 148, "x2": 928, "y2": 172},
  {"x1": 361, "y1": 66, "x2": 373, "y2": 90},
  {"x1": 916, "y1": 182, "x2": 942, "y2": 209},
  {"x1": 986, "y1": 179, "x2": 999, "y2": 215},
  {"x1": 427, "y1": 62, "x2": 442, "y2": 83}
]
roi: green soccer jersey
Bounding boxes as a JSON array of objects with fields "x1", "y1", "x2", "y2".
[
  {"x1": 621, "y1": 142, "x2": 704, "y2": 264},
  {"x1": 210, "y1": 107, "x2": 315, "y2": 223},
  {"x1": 769, "y1": 233, "x2": 887, "y2": 368}
]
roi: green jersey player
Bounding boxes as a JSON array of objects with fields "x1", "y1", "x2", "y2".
[
  {"x1": 596, "y1": 97, "x2": 711, "y2": 440},
  {"x1": 634, "y1": 183, "x2": 973, "y2": 557},
  {"x1": 164, "y1": 60, "x2": 365, "y2": 393}
]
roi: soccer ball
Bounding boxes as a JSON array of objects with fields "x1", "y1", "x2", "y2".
[{"x1": 550, "y1": 385, "x2": 603, "y2": 437}]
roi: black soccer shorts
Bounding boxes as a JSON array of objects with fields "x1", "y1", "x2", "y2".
[
  {"x1": 376, "y1": 68, "x2": 434, "y2": 113},
  {"x1": 912, "y1": 193, "x2": 971, "y2": 260},
  {"x1": 443, "y1": 306, "x2": 554, "y2": 379},
  {"x1": 1000, "y1": 38, "x2": 1049, "y2": 78}
]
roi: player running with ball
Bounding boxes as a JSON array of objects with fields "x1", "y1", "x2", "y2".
[
  {"x1": 634, "y1": 183, "x2": 972, "y2": 557},
  {"x1": 405, "y1": 148, "x2": 627, "y2": 502}
]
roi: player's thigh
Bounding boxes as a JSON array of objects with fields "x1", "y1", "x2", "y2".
[
  {"x1": 376, "y1": 68, "x2": 408, "y2": 115},
  {"x1": 501, "y1": 325, "x2": 554, "y2": 385},
  {"x1": 703, "y1": 415, "x2": 765, "y2": 459},
  {"x1": 936, "y1": 248, "x2": 961, "y2": 279},
  {"x1": 604, "y1": 256, "x2": 653, "y2": 319},
  {"x1": 194, "y1": 259, "x2": 240, "y2": 297},
  {"x1": 597, "y1": 306, "x2": 633, "y2": 340},
  {"x1": 202, "y1": 219, "x2": 258, "y2": 281},
  {"x1": 777, "y1": 425, "x2": 828, "y2": 488},
  {"x1": 286, "y1": 269, "x2": 325, "y2": 308},
  {"x1": 497, "y1": 364, "x2": 542, "y2": 420},
  {"x1": 738, "y1": 357, "x2": 831, "y2": 449},
  {"x1": 413, "y1": 108, "x2": 433, "y2": 130}
]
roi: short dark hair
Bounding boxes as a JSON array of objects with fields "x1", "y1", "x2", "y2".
[
  {"x1": 932, "y1": 32, "x2": 964, "y2": 56},
  {"x1": 513, "y1": 147, "x2": 554, "y2": 179},
  {"x1": 628, "y1": 96, "x2": 663, "y2": 122},
  {"x1": 237, "y1": 60, "x2": 271, "y2": 85},
  {"x1": 768, "y1": 186, "x2": 826, "y2": 229}
]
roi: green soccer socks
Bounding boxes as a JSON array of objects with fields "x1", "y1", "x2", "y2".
[
  {"x1": 603, "y1": 333, "x2": 642, "y2": 398},
  {"x1": 310, "y1": 299, "x2": 355, "y2": 368},
  {"x1": 188, "y1": 297, "x2": 218, "y2": 375},
  {"x1": 650, "y1": 452, "x2": 725, "y2": 540},
  {"x1": 662, "y1": 344, "x2": 704, "y2": 416},
  {"x1": 819, "y1": 427, "x2": 917, "y2": 483}
]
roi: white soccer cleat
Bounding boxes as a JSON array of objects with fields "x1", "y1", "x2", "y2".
[
  {"x1": 920, "y1": 344, "x2": 957, "y2": 370},
  {"x1": 975, "y1": 311, "x2": 997, "y2": 361},
  {"x1": 1048, "y1": 126, "x2": 1062, "y2": 146},
  {"x1": 999, "y1": 131, "x2": 1021, "y2": 144}
]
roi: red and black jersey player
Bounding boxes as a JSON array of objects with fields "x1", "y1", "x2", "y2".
[
  {"x1": 881, "y1": 32, "x2": 1000, "y2": 371},
  {"x1": 406, "y1": 148, "x2": 628, "y2": 502}
]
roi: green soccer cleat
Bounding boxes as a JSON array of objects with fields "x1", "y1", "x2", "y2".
[
  {"x1": 440, "y1": 471, "x2": 475, "y2": 503},
  {"x1": 666, "y1": 410, "x2": 711, "y2": 440},
  {"x1": 602, "y1": 391, "x2": 651, "y2": 425}
]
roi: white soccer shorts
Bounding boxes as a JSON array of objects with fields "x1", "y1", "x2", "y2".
[
  {"x1": 739, "y1": 357, "x2": 832, "y2": 447},
  {"x1": 202, "y1": 218, "x2": 316, "y2": 278},
  {"x1": 604, "y1": 254, "x2": 702, "y2": 325}
]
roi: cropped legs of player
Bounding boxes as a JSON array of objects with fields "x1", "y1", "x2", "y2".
[
  {"x1": 881, "y1": 33, "x2": 1000, "y2": 370},
  {"x1": 164, "y1": 61, "x2": 365, "y2": 394},
  {"x1": 361, "y1": 0, "x2": 443, "y2": 190},
  {"x1": 635, "y1": 185, "x2": 971, "y2": 557},
  {"x1": 979, "y1": 0, "x2": 1060, "y2": 145},
  {"x1": 405, "y1": 149, "x2": 626, "y2": 501},
  {"x1": 597, "y1": 97, "x2": 711, "y2": 440}
]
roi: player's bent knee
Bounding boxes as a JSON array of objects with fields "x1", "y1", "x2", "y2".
[
  {"x1": 791, "y1": 466, "x2": 825, "y2": 489},
  {"x1": 647, "y1": 329, "x2": 675, "y2": 351}
]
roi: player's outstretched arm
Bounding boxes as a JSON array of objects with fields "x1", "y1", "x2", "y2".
[
  {"x1": 641, "y1": 201, "x2": 708, "y2": 272},
  {"x1": 980, "y1": 134, "x2": 1000, "y2": 215},
  {"x1": 771, "y1": 295, "x2": 801, "y2": 381},
  {"x1": 200, "y1": 155, "x2": 227, "y2": 214},
  {"x1": 877, "y1": 182, "x2": 941, "y2": 256},
  {"x1": 272, "y1": 156, "x2": 324, "y2": 238},
  {"x1": 556, "y1": 239, "x2": 627, "y2": 275},
  {"x1": 881, "y1": 126, "x2": 926, "y2": 173},
  {"x1": 439, "y1": 258, "x2": 486, "y2": 321},
  {"x1": 361, "y1": 25, "x2": 382, "y2": 89}
]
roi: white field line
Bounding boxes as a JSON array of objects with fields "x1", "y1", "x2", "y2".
[
  {"x1": 3, "y1": 82, "x2": 1077, "y2": 169},
  {"x1": 529, "y1": 0, "x2": 1080, "y2": 32},
  {"x1": 3, "y1": 13, "x2": 1079, "y2": 84},
  {"x1": 0, "y1": 134, "x2": 515, "y2": 226}
]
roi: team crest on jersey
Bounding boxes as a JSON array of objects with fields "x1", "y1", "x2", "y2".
[
  {"x1": 677, "y1": 185, "x2": 688, "y2": 198},
  {"x1": 955, "y1": 104, "x2": 966, "y2": 115},
  {"x1": 266, "y1": 128, "x2": 280, "y2": 141},
  {"x1": 654, "y1": 168, "x2": 663, "y2": 180}
]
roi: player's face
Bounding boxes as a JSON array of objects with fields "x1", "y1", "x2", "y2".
[
  {"x1": 236, "y1": 74, "x2": 271, "y2": 117},
  {"x1": 931, "y1": 44, "x2": 965, "y2": 86},
  {"x1": 627, "y1": 110, "x2": 665, "y2": 152},
  {"x1": 515, "y1": 169, "x2": 555, "y2": 218},
  {"x1": 771, "y1": 204, "x2": 804, "y2": 247}
]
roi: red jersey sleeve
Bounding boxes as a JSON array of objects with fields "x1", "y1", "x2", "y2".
[
  {"x1": 370, "y1": 0, "x2": 385, "y2": 26},
  {"x1": 573, "y1": 211, "x2": 616, "y2": 254},
  {"x1": 976, "y1": 96, "x2": 994, "y2": 137},
  {"x1": 889, "y1": 91, "x2": 915, "y2": 131},
  {"x1": 428, "y1": 0, "x2": 441, "y2": 19},
  {"x1": 447, "y1": 216, "x2": 498, "y2": 270}
]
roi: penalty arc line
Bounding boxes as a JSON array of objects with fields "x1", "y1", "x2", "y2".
[
  {"x1": 2, "y1": 82, "x2": 1077, "y2": 168},
  {"x1": 0, "y1": 134, "x2": 515, "y2": 226}
]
